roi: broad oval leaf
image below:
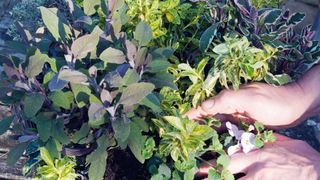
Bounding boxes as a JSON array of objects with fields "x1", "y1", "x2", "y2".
[
  {"x1": 163, "y1": 116, "x2": 184, "y2": 131},
  {"x1": 118, "y1": 83, "x2": 155, "y2": 106},
  {"x1": 23, "y1": 93, "x2": 45, "y2": 118},
  {"x1": 71, "y1": 34, "x2": 100, "y2": 60},
  {"x1": 39, "y1": 7, "x2": 72, "y2": 41},
  {"x1": 58, "y1": 69, "x2": 88, "y2": 84},
  {"x1": 100, "y1": 47, "x2": 126, "y2": 64},
  {"x1": 134, "y1": 21, "x2": 152, "y2": 46},
  {"x1": 83, "y1": 0, "x2": 100, "y2": 16}
]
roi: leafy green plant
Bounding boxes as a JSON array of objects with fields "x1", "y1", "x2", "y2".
[
  {"x1": 252, "y1": 0, "x2": 281, "y2": 8},
  {"x1": 0, "y1": 0, "x2": 319, "y2": 179},
  {"x1": 36, "y1": 147, "x2": 78, "y2": 180}
]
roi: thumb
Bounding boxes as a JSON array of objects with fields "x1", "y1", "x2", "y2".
[{"x1": 185, "y1": 90, "x2": 239, "y2": 120}]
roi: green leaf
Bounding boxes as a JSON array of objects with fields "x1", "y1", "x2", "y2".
[
  {"x1": 25, "y1": 49, "x2": 47, "y2": 78},
  {"x1": 48, "y1": 91, "x2": 73, "y2": 109},
  {"x1": 254, "y1": 135, "x2": 264, "y2": 148},
  {"x1": 158, "y1": 164, "x2": 171, "y2": 178},
  {"x1": 139, "y1": 93, "x2": 162, "y2": 113},
  {"x1": 23, "y1": 93, "x2": 45, "y2": 118},
  {"x1": 99, "y1": 47, "x2": 126, "y2": 64},
  {"x1": 134, "y1": 21, "x2": 153, "y2": 46},
  {"x1": 122, "y1": 69, "x2": 140, "y2": 86},
  {"x1": 72, "y1": 123, "x2": 90, "y2": 143},
  {"x1": 71, "y1": 34, "x2": 100, "y2": 59},
  {"x1": 88, "y1": 152, "x2": 107, "y2": 180},
  {"x1": 88, "y1": 103, "x2": 106, "y2": 127},
  {"x1": 148, "y1": 60, "x2": 171, "y2": 73},
  {"x1": 34, "y1": 113, "x2": 53, "y2": 142},
  {"x1": 254, "y1": 121, "x2": 265, "y2": 133},
  {"x1": 163, "y1": 116, "x2": 184, "y2": 131},
  {"x1": 58, "y1": 69, "x2": 88, "y2": 84},
  {"x1": 112, "y1": 118, "x2": 131, "y2": 145},
  {"x1": 142, "y1": 137, "x2": 155, "y2": 159},
  {"x1": 71, "y1": 83, "x2": 92, "y2": 108},
  {"x1": 199, "y1": 24, "x2": 218, "y2": 52},
  {"x1": 221, "y1": 169, "x2": 234, "y2": 180},
  {"x1": 264, "y1": 73, "x2": 292, "y2": 86},
  {"x1": 208, "y1": 169, "x2": 221, "y2": 180},
  {"x1": 128, "y1": 121, "x2": 147, "y2": 163},
  {"x1": 213, "y1": 43, "x2": 228, "y2": 54},
  {"x1": 83, "y1": 0, "x2": 100, "y2": 15},
  {"x1": 0, "y1": 116, "x2": 14, "y2": 135},
  {"x1": 39, "y1": 147, "x2": 54, "y2": 167},
  {"x1": 119, "y1": 82, "x2": 155, "y2": 106},
  {"x1": 45, "y1": 138, "x2": 61, "y2": 159},
  {"x1": 7, "y1": 142, "x2": 29, "y2": 166},
  {"x1": 51, "y1": 120, "x2": 70, "y2": 145},
  {"x1": 184, "y1": 167, "x2": 198, "y2": 180},
  {"x1": 87, "y1": 136, "x2": 111, "y2": 180},
  {"x1": 217, "y1": 154, "x2": 230, "y2": 168},
  {"x1": 39, "y1": 7, "x2": 72, "y2": 41}
]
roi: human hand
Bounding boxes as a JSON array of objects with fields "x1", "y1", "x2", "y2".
[
  {"x1": 198, "y1": 133, "x2": 320, "y2": 180},
  {"x1": 185, "y1": 82, "x2": 308, "y2": 129}
]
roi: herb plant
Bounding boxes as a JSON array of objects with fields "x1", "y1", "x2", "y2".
[{"x1": 0, "y1": 0, "x2": 319, "y2": 179}]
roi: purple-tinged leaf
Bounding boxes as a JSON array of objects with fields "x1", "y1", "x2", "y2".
[{"x1": 58, "y1": 69, "x2": 88, "y2": 84}]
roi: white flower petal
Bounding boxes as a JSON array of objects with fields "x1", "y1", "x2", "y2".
[
  {"x1": 226, "y1": 121, "x2": 240, "y2": 138},
  {"x1": 248, "y1": 125, "x2": 255, "y2": 132},
  {"x1": 227, "y1": 144, "x2": 241, "y2": 156},
  {"x1": 241, "y1": 132, "x2": 257, "y2": 153}
]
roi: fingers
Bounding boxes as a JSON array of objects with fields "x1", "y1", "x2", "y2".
[
  {"x1": 197, "y1": 151, "x2": 260, "y2": 176},
  {"x1": 185, "y1": 90, "x2": 240, "y2": 120},
  {"x1": 228, "y1": 151, "x2": 260, "y2": 174}
]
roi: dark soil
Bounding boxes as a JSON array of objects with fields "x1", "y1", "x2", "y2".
[{"x1": 104, "y1": 149, "x2": 149, "y2": 180}]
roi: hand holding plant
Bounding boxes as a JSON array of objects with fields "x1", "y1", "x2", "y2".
[{"x1": 198, "y1": 133, "x2": 320, "y2": 179}]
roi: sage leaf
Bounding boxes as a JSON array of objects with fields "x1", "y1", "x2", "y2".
[
  {"x1": 88, "y1": 103, "x2": 106, "y2": 127},
  {"x1": 112, "y1": 118, "x2": 131, "y2": 145},
  {"x1": 0, "y1": 116, "x2": 14, "y2": 135},
  {"x1": 23, "y1": 93, "x2": 45, "y2": 118},
  {"x1": 58, "y1": 69, "x2": 88, "y2": 84},
  {"x1": 7, "y1": 142, "x2": 29, "y2": 166},
  {"x1": 39, "y1": 7, "x2": 72, "y2": 41},
  {"x1": 25, "y1": 50, "x2": 48, "y2": 78},
  {"x1": 71, "y1": 34, "x2": 100, "y2": 60},
  {"x1": 83, "y1": 0, "x2": 100, "y2": 16},
  {"x1": 71, "y1": 83, "x2": 92, "y2": 108},
  {"x1": 48, "y1": 91, "x2": 74, "y2": 109},
  {"x1": 119, "y1": 82, "x2": 155, "y2": 106},
  {"x1": 128, "y1": 121, "x2": 147, "y2": 163},
  {"x1": 134, "y1": 21, "x2": 152, "y2": 46},
  {"x1": 100, "y1": 47, "x2": 126, "y2": 64},
  {"x1": 88, "y1": 152, "x2": 107, "y2": 180},
  {"x1": 200, "y1": 24, "x2": 218, "y2": 52}
]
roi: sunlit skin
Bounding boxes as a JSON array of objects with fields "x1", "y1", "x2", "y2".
[{"x1": 185, "y1": 65, "x2": 320, "y2": 179}]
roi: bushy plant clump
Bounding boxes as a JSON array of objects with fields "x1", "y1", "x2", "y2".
[{"x1": 0, "y1": 0, "x2": 319, "y2": 179}]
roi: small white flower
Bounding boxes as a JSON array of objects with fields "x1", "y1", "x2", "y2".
[
  {"x1": 248, "y1": 125, "x2": 255, "y2": 132},
  {"x1": 241, "y1": 132, "x2": 257, "y2": 153},
  {"x1": 227, "y1": 143, "x2": 241, "y2": 156},
  {"x1": 226, "y1": 121, "x2": 244, "y2": 140}
]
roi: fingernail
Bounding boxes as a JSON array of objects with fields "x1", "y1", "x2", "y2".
[{"x1": 201, "y1": 99, "x2": 215, "y2": 111}]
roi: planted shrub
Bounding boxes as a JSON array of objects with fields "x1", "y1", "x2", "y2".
[{"x1": 0, "y1": 0, "x2": 319, "y2": 179}]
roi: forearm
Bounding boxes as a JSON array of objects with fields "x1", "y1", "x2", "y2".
[{"x1": 295, "y1": 64, "x2": 320, "y2": 120}]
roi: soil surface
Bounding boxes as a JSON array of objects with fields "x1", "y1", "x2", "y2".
[{"x1": 104, "y1": 149, "x2": 149, "y2": 180}]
